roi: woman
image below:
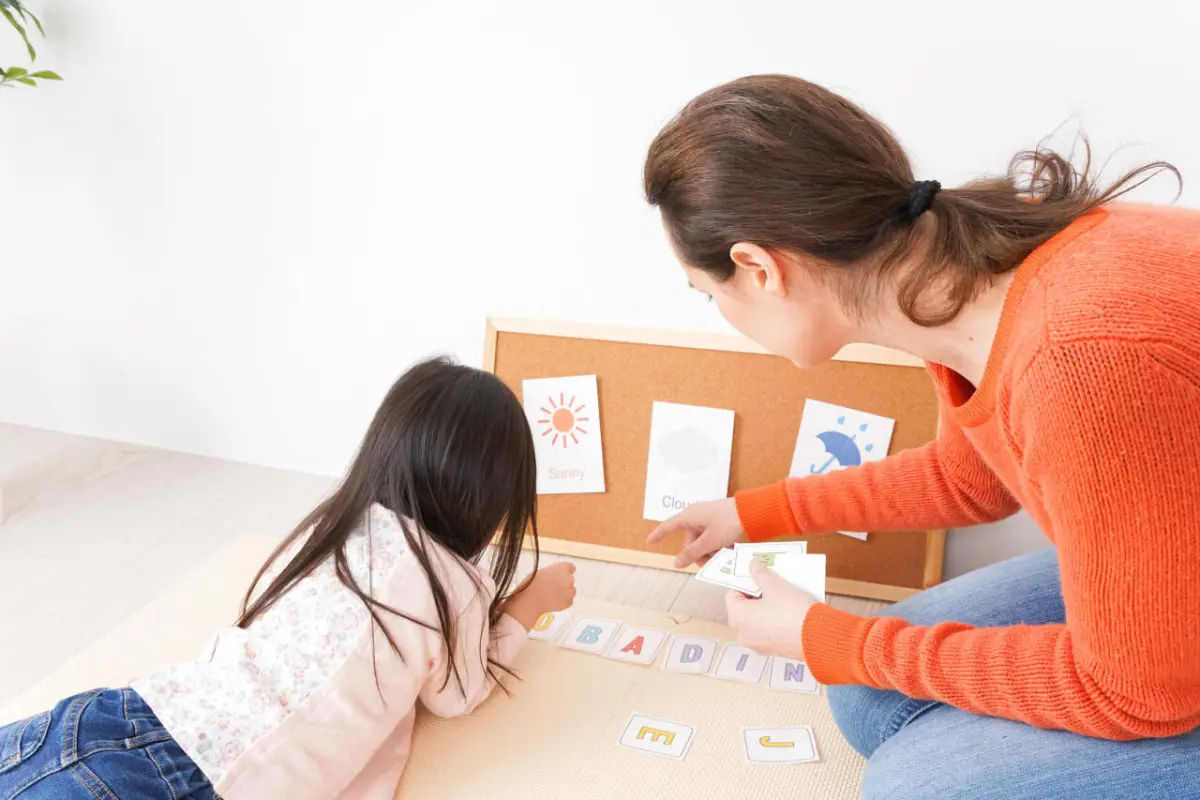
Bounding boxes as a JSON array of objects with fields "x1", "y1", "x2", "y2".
[{"x1": 644, "y1": 75, "x2": 1200, "y2": 799}]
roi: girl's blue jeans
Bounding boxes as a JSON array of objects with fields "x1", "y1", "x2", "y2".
[
  {"x1": 0, "y1": 687, "x2": 215, "y2": 799},
  {"x1": 828, "y1": 547, "x2": 1200, "y2": 799}
]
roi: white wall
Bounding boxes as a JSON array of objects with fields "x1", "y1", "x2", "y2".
[{"x1": 2, "y1": 1, "x2": 1197, "y2": 574}]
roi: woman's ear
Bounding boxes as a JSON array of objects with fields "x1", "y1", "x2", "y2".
[{"x1": 730, "y1": 242, "x2": 788, "y2": 298}]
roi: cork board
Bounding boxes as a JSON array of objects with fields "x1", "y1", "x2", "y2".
[
  {"x1": 486, "y1": 319, "x2": 944, "y2": 601},
  {"x1": 397, "y1": 598, "x2": 866, "y2": 800}
]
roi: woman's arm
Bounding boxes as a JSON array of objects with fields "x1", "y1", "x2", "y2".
[
  {"x1": 736, "y1": 397, "x2": 1020, "y2": 542},
  {"x1": 801, "y1": 342, "x2": 1200, "y2": 738}
]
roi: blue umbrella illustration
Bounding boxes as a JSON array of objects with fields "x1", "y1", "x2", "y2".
[{"x1": 811, "y1": 429, "x2": 873, "y2": 474}]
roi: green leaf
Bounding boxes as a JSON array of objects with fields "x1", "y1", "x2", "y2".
[
  {"x1": 5, "y1": 66, "x2": 26, "y2": 77},
  {"x1": 0, "y1": 7, "x2": 36, "y2": 61},
  {"x1": 31, "y1": 70, "x2": 60, "y2": 80},
  {"x1": 15, "y1": 76, "x2": 35, "y2": 86},
  {"x1": 25, "y1": 8, "x2": 41, "y2": 36},
  {"x1": 0, "y1": 66, "x2": 6, "y2": 77}
]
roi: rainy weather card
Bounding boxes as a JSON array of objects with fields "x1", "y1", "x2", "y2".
[
  {"x1": 522, "y1": 375, "x2": 606, "y2": 495},
  {"x1": 790, "y1": 400, "x2": 894, "y2": 540},
  {"x1": 643, "y1": 402, "x2": 735, "y2": 522}
]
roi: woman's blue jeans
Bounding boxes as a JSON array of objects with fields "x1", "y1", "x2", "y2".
[{"x1": 828, "y1": 548, "x2": 1200, "y2": 799}]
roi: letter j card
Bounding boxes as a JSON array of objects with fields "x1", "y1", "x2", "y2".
[{"x1": 522, "y1": 375, "x2": 606, "y2": 495}]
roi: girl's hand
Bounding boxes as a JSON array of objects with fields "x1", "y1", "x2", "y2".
[
  {"x1": 724, "y1": 562, "x2": 817, "y2": 660},
  {"x1": 505, "y1": 562, "x2": 577, "y2": 631},
  {"x1": 646, "y1": 497, "x2": 745, "y2": 568}
]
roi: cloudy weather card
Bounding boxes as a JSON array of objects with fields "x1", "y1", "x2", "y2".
[{"x1": 643, "y1": 401, "x2": 735, "y2": 522}]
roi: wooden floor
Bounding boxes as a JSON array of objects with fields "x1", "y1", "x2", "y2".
[{"x1": 0, "y1": 423, "x2": 887, "y2": 710}]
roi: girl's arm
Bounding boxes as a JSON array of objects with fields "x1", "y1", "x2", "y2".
[
  {"x1": 735, "y1": 384, "x2": 1020, "y2": 542},
  {"x1": 417, "y1": 590, "x2": 527, "y2": 719},
  {"x1": 419, "y1": 563, "x2": 576, "y2": 718},
  {"x1": 802, "y1": 342, "x2": 1200, "y2": 738}
]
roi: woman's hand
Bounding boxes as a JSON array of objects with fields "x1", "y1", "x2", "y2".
[
  {"x1": 646, "y1": 497, "x2": 745, "y2": 568},
  {"x1": 725, "y1": 562, "x2": 817, "y2": 661},
  {"x1": 504, "y1": 562, "x2": 577, "y2": 631}
]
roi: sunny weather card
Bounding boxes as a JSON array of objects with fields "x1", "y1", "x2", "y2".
[
  {"x1": 643, "y1": 402, "x2": 735, "y2": 522},
  {"x1": 522, "y1": 375, "x2": 605, "y2": 495},
  {"x1": 789, "y1": 399, "x2": 894, "y2": 540}
]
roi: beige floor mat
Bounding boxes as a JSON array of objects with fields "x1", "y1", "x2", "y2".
[{"x1": 2, "y1": 535, "x2": 864, "y2": 799}]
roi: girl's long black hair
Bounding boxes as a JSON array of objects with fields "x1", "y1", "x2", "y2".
[{"x1": 235, "y1": 356, "x2": 538, "y2": 696}]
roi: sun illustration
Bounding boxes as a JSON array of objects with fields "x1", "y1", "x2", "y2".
[{"x1": 537, "y1": 393, "x2": 590, "y2": 448}]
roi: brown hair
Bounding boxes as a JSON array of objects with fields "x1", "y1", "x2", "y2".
[
  {"x1": 644, "y1": 74, "x2": 1181, "y2": 326},
  {"x1": 236, "y1": 356, "x2": 538, "y2": 697}
]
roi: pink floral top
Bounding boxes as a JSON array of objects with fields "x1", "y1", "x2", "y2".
[{"x1": 132, "y1": 504, "x2": 527, "y2": 799}]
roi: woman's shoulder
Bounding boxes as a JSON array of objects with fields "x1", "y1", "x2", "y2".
[{"x1": 1032, "y1": 203, "x2": 1200, "y2": 356}]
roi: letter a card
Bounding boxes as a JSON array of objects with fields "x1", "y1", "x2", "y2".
[
  {"x1": 603, "y1": 625, "x2": 669, "y2": 665},
  {"x1": 522, "y1": 375, "x2": 605, "y2": 495},
  {"x1": 617, "y1": 712, "x2": 695, "y2": 759}
]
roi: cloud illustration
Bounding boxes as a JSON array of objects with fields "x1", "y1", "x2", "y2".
[{"x1": 658, "y1": 427, "x2": 718, "y2": 474}]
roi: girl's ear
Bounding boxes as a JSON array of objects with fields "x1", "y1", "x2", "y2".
[{"x1": 730, "y1": 242, "x2": 788, "y2": 298}]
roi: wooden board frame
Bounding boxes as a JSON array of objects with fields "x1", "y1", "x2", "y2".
[{"x1": 484, "y1": 317, "x2": 945, "y2": 602}]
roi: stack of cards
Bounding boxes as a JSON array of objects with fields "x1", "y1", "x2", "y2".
[{"x1": 694, "y1": 542, "x2": 826, "y2": 602}]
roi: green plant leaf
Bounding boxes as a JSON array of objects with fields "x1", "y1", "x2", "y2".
[
  {"x1": 15, "y1": 76, "x2": 35, "y2": 86},
  {"x1": 30, "y1": 69, "x2": 59, "y2": 79},
  {"x1": 6, "y1": 66, "x2": 27, "y2": 77},
  {"x1": 0, "y1": 67, "x2": 6, "y2": 77},
  {"x1": 0, "y1": 7, "x2": 36, "y2": 61},
  {"x1": 25, "y1": 8, "x2": 42, "y2": 36}
]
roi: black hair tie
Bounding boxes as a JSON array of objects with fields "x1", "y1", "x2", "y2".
[{"x1": 903, "y1": 180, "x2": 941, "y2": 221}]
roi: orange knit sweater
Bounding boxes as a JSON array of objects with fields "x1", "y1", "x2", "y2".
[{"x1": 735, "y1": 205, "x2": 1200, "y2": 740}]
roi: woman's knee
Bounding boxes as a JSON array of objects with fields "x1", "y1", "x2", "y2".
[
  {"x1": 886, "y1": 547, "x2": 1063, "y2": 628},
  {"x1": 827, "y1": 684, "x2": 889, "y2": 758},
  {"x1": 828, "y1": 683, "x2": 943, "y2": 760}
]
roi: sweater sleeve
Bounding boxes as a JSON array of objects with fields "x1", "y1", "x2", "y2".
[
  {"x1": 735, "y1": 383, "x2": 1020, "y2": 542},
  {"x1": 418, "y1": 576, "x2": 528, "y2": 718},
  {"x1": 801, "y1": 341, "x2": 1200, "y2": 739}
]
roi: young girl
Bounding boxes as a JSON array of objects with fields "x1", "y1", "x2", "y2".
[{"x1": 0, "y1": 357, "x2": 576, "y2": 799}]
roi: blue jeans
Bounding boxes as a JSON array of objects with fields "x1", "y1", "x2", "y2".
[
  {"x1": 828, "y1": 548, "x2": 1200, "y2": 799},
  {"x1": 0, "y1": 688, "x2": 216, "y2": 799}
]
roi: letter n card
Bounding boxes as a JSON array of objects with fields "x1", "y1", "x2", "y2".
[{"x1": 769, "y1": 657, "x2": 820, "y2": 694}]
